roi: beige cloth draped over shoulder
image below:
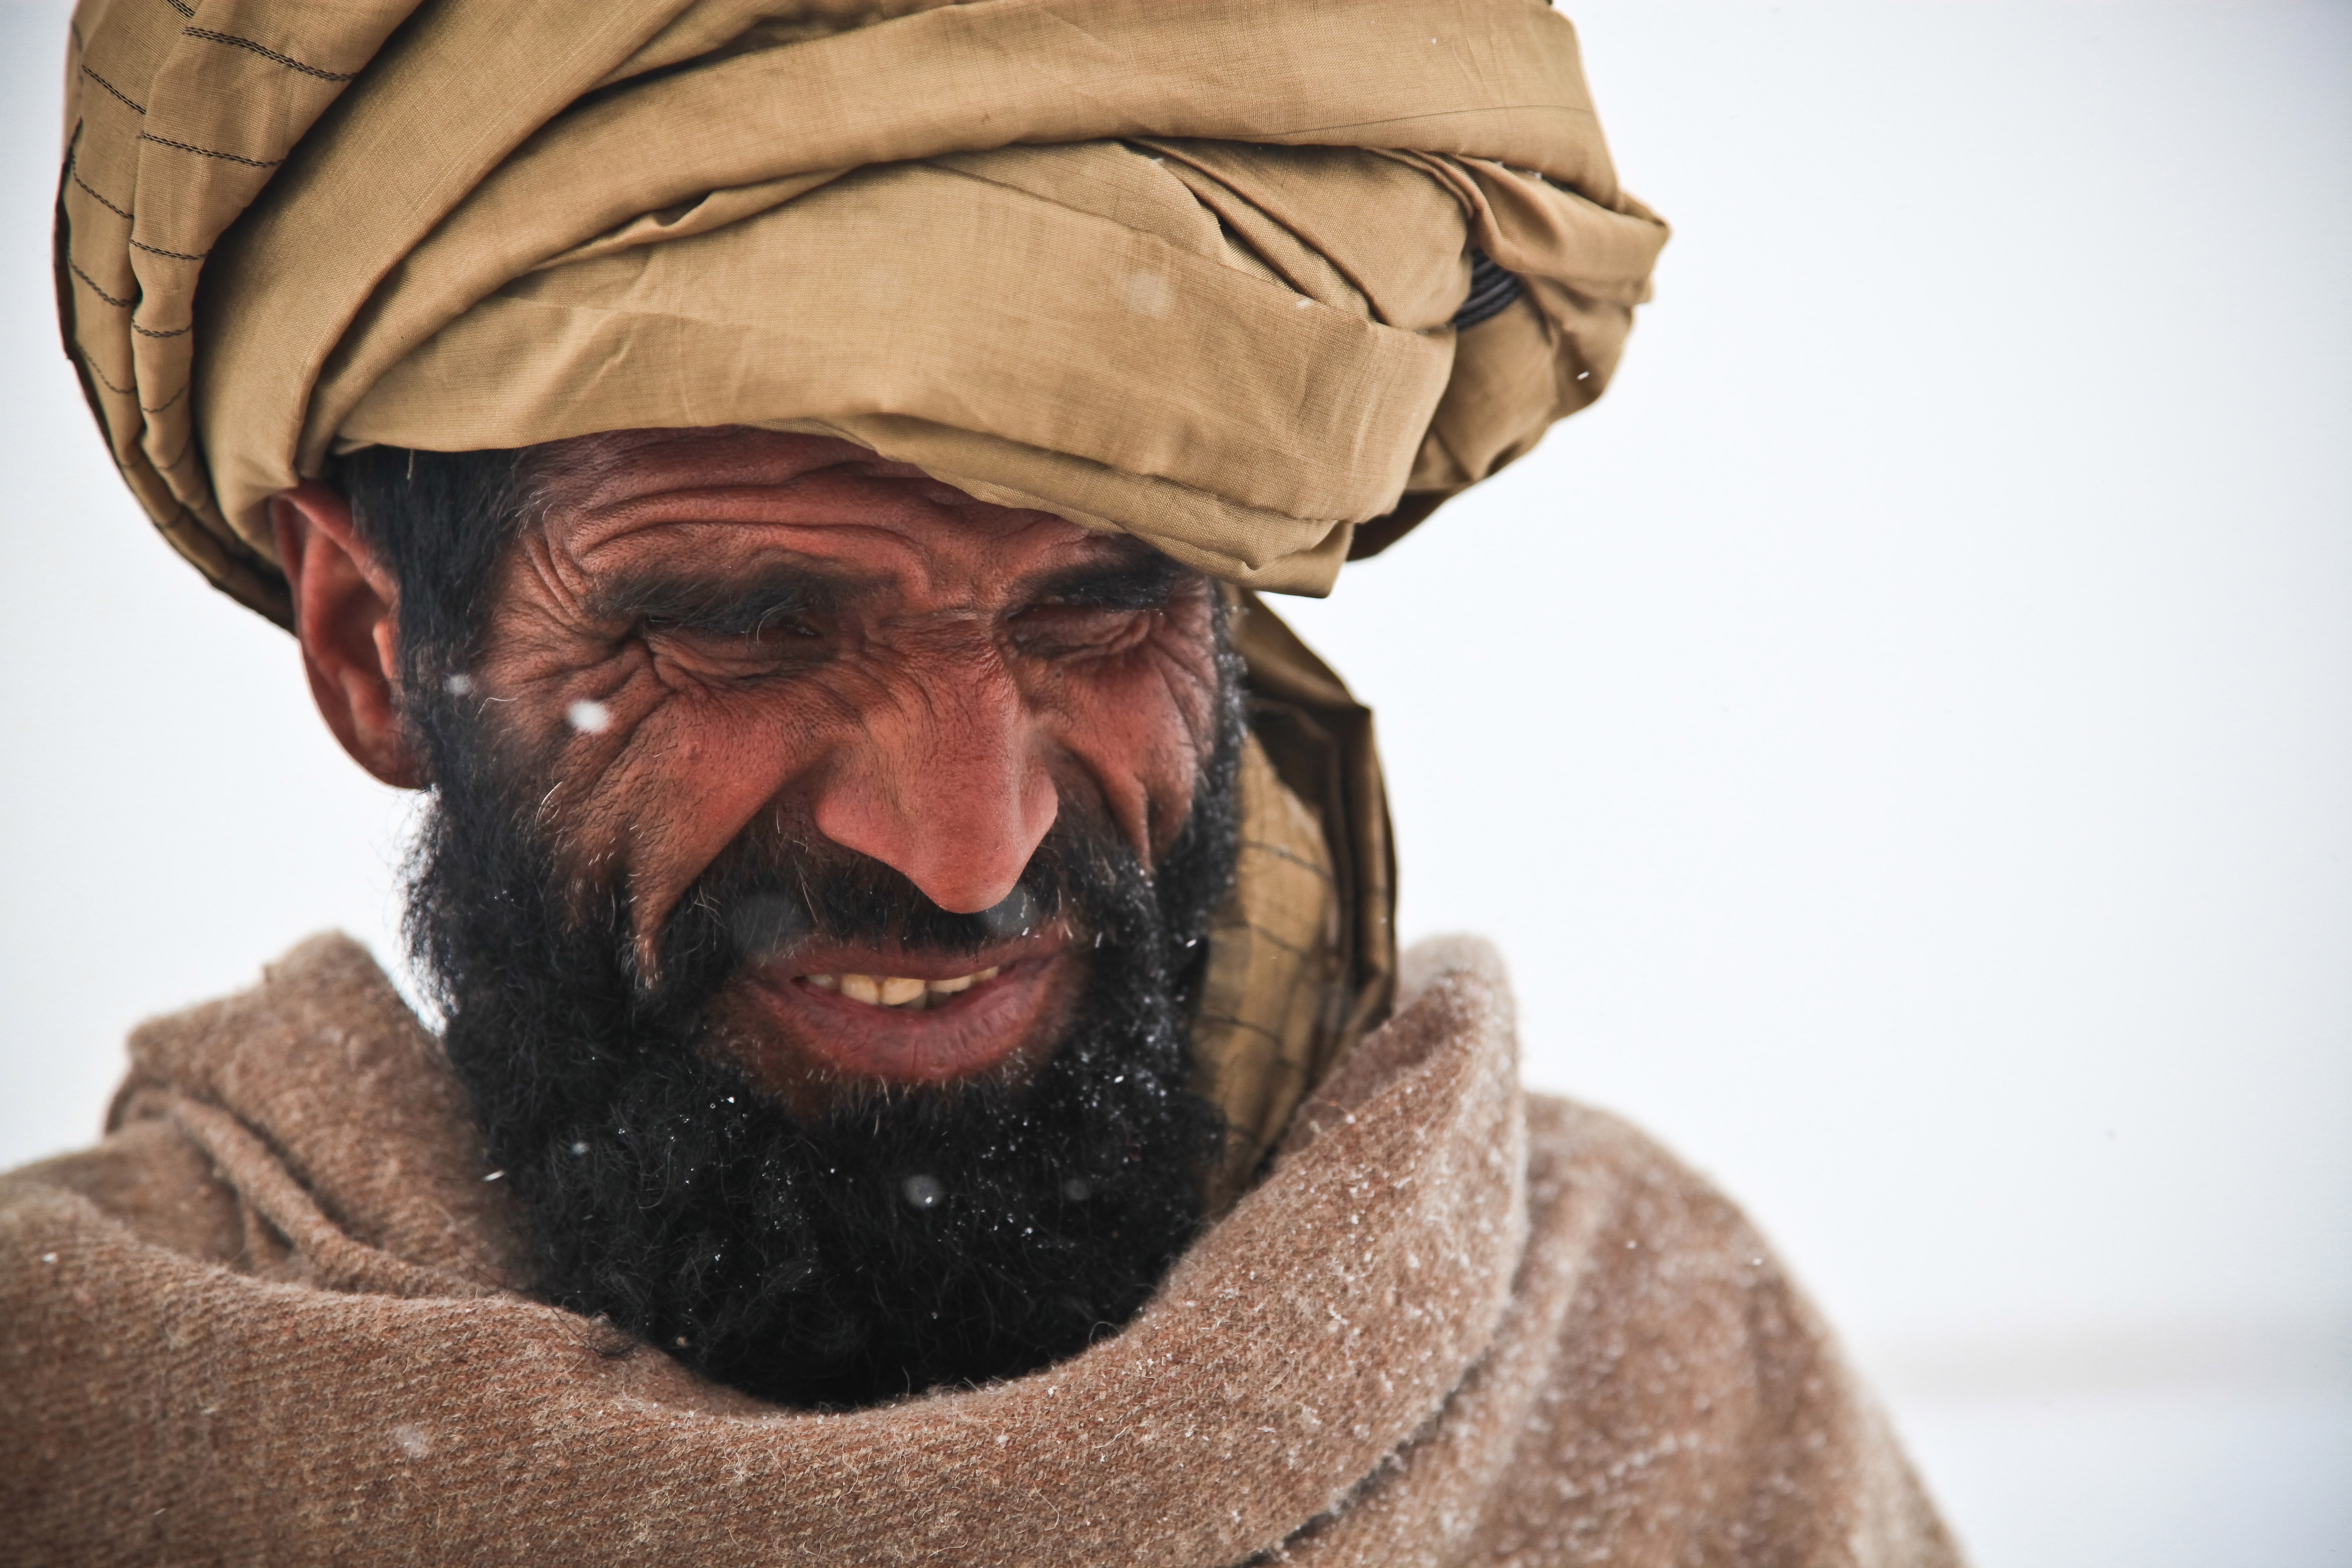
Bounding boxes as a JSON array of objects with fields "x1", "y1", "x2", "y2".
[
  {"x1": 0, "y1": 934, "x2": 1958, "y2": 1565},
  {"x1": 58, "y1": 0, "x2": 1668, "y2": 622}
]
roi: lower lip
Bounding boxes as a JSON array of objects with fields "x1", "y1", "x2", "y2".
[{"x1": 738, "y1": 954, "x2": 1069, "y2": 1084}]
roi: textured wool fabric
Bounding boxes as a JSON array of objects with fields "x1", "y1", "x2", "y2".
[
  {"x1": 57, "y1": 0, "x2": 1669, "y2": 622},
  {"x1": 0, "y1": 934, "x2": 1960, "y2": 1566}
]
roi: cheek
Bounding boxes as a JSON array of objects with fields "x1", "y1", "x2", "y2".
[
  {"x1": 609, "y1": 697, "x2": 815, "y2": 913},
  {"x1": 469, "y1": 587, "x2": 848, "y2": 954},
  {"x1": 1034, "y1": 616, "x2": 1225, "y2": 860},
  {"x1": 511, "y1": 654, "x2": 851, "y2": 941}
]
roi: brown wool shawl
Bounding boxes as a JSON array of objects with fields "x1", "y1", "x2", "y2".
[
  {"x1": 0, "y1": 934, "x2": 1960, "y2": 1565},
  {"x1": 57, "y1": 0, "x2": 1668, "y2": 620}
]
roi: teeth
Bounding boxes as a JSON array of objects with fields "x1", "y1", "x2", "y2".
[{"x1": 805, "y1": 967, "x2": 1004, "y2": 1009}]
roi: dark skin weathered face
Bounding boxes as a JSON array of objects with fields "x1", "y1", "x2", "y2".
[{"x1": 270, "y1": 427, "x2": 1225, "y2": 1113}]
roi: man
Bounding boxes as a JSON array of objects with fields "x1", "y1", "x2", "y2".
[{"x1": 5, "y1": 1, "x2": 1959, "y2": 1562}]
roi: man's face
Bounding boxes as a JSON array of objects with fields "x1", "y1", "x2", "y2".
[
  {"x1": 279, "y1": 427, "x2": 1240, "y2": 1407},
  {"x1": 467, "y1": 427, "x2": 1228, "y2": 1110}
]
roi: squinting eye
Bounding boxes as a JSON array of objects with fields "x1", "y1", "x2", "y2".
[
  {"x1": 1010, "y1": 603, "x2": 1153, "y2": 655},
  {"x1": 638, "y1": 615, "x2": 830, "y2": 663},
  {"x1": 748, "y1": 619, "x2": 822, "y2": 646}
]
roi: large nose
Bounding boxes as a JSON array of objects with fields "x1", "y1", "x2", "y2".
[{"x1": 810, "y1": 651, "x2": 1058, "y2": 914}]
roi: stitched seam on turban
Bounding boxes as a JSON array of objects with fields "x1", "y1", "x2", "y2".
[{"x1": 182, "y1": 28, "x2": 359, "y2": 84}]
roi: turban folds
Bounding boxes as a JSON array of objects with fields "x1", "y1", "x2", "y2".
[{"x1": 58, "y1": 0, "x2": 1668, "y2": 620}]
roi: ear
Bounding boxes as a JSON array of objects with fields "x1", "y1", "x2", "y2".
[{"x1": 270, "y1": 481, "x2": 426, "y2": 789}]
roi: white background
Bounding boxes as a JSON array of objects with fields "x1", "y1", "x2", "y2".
[{"x1": 3, "y1": 3, "x2": 2347, "y2": 1562}]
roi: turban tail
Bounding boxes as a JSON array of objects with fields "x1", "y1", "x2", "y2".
[{"x1": 58, "y1": 0, "x2": 1668, "y2": 619}]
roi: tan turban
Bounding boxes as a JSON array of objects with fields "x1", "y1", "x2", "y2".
[{"x1": 58, "y1": 0, "x2": 1666, "y2": 622}]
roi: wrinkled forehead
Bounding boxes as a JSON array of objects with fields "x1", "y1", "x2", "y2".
[
  {"x1": 513, "y1": 426, "x2": 1188, "y2": 609},
  {"x1": 521, "y1": 427, "x2": 918, "y2": 511}
]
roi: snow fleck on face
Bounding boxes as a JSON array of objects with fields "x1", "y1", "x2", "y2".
[
  {"x1": 391, "y1": 1423, "x2": 432, "y2": 1459},
  {"x1": 565, "y1": 698, "x2": 611, "y2": 734}
]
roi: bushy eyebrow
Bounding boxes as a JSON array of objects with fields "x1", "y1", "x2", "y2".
[
  {"x1": 1024, "y1": 546, "x2": 1195, "y2": 611},
  {"x1": 593, "y1": 564, "x2": 846, "y2": 637}
]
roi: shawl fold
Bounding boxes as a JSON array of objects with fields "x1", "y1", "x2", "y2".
[
  {"x1": 0, "y1": 934, "x2": 1959, "y2": 1565},
  {"x1": 57, "y1": 0, "x2": 1668, "y2": 620}
]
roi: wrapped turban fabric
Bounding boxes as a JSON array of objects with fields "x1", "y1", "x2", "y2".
[{"x1": 57, "y1": 0, "x2": 1669, "y2": 622}]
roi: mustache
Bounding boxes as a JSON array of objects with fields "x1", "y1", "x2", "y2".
[{"x1": 639, "y1": 802, "x2": 1142, "y2": 1014}]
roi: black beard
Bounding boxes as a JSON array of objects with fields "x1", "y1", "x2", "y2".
[{"x1": 403, "y1": 668, "x2": 1242, "y2": 1410}]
